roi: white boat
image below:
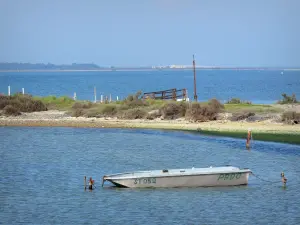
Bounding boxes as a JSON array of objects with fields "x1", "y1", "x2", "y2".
[{"x1": 102, "y1": 165, "x2": 252, "y2": 188}]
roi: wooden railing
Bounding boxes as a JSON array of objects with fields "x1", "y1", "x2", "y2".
[{"x1": 143, "y1": 88, "x2": 187, "y2": 101}]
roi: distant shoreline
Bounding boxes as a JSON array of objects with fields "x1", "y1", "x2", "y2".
[{"x1": 0, "y1": 68, "x2": 300, "y2": 73}]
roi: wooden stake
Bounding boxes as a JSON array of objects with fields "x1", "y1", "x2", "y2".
[
  {"x1": 193, "y1": 55, "x2": 198, "y2": 102},
  {"x1": 84, "y1": 176, "x2": 86, "y2": 190}
]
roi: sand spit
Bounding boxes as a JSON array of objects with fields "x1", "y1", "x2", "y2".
[{"x1": 0, "y1": 110, "x2": 299, "y2": 135}]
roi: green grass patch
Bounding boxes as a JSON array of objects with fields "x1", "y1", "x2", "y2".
[
  {"x1": 224, "y1": 104, "x2": 283, "y2": 114},
  {"x1": 34, "y1": 95, "x2": 75, "y2": 110},
  {"x1": 195, "y1": 130, "x2": 300, "y2": 145}
]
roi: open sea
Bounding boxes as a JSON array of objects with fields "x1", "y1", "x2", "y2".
[
  {"x1": 1, "y1": 70, "x2": 300, "y2": 224},
  {"x1": 0, "y1": 69, "x2": 300, "y2": 103}
]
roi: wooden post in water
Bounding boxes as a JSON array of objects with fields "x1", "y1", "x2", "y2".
[
  {"x1": 84, "y1": 176, "x2": 86, "y2": 190},
  {"x1": 246, "y1": 128, "x2": 252, "y2": 149},
  {"x1": 193, "y1": 55, "x2": 198, "y2": 102}
]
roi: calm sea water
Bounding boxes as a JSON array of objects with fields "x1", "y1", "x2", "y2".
[
  {"x1": 0, "y1": 70, "x2": 300, "y2": 103},
  {"x1": 1, "y1": 127, "x2": 300, "y2": 225}
]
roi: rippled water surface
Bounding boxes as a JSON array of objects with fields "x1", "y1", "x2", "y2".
[
  {"x1": 1, "y1": 127, "x2": 300, "y2": 225},
  {"x1": 1, "y1": 70, "x2": 300, "y2": 103}
]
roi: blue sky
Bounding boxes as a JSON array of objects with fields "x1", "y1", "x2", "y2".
[{"x1": 0, "y1": 0, "x2": 299, "y2": 67}]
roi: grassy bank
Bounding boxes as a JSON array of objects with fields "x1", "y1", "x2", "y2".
[
  {"x1": 1, "y1": 117, "x2": 300, "y2": 145},
  {"x1": 36, "y1": 94, "x2": 286, "y2": 119},
  {"x1": 1, "y1": 92, "x2": 300, "y2": 145},
  {"x1": 194, "y1": 130, "x2": 300, "y2": 145},
  {"x1": 224, "y1": 103, "x2": 283, "y2": 114}
]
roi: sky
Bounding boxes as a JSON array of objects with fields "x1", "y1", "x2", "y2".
[{"x1": 0, "y1": 0, "x2": 299, "y2": 67}]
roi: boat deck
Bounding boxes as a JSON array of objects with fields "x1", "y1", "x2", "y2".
[{"x1": 104, "y1": 166, "x2": 251, "y2": 179}]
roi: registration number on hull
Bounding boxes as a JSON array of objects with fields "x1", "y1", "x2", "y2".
[
  {"x1": 218, "y1": 173, "x2": 242, "y2": 180},
  {"x1": 134, "y1": 178, "x2": 156, "y2": 184}
]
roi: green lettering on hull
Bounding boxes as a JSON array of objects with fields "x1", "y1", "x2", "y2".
[{"x1": 218, "y1": 173, "x2": 242, "y2": 180}]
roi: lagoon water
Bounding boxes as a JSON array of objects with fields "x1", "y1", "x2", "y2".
[
  {"x1": 1, "y1": 127, "x2": 300, "y2": 225},
  {"x1": 1, "y1": 70, "x2": 300, "y2": 103}
]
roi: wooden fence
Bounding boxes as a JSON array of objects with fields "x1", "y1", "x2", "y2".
[{"x1": 143, "y1": 88, "x2": 187, "y2": 101}]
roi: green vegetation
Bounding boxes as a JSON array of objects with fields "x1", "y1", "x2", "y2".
[
  {"x1": 0, "y1": 92, "x2": 296, "y2": 121},
  {"x1": 193, "y1": 130, "x2": 300, "y2": 145},
  {"x1": 33, "y1": 95, "x2": 75, "y2": 110},
  {"x1": 1, "y1": 92, "x2": 299, "y2": 145},
  {"x1": 0, "y1": 92, "x2": 295, "y2": 120},
  {"x1": 278, "y1": 93, "x2": 298, "y2": 104},
  {"x1": 224, "y1": 103, "x2": 283, "y2": 114},
  {"x1": 0, "y1": 93, "x2": 47, "y2": 116},
  {"x1": 226, "y1": 98, "x2": 252, "y2": 105},
  {"x1": 281, "y1": 111, "x2": 300, "y2": 124},
  {"x1": 185, "y1": 99, "x2": 224, "y2": 122},
  {"x1": 0, "y1": 90, "x2": 225, "y2": 121},
  {"x1": 66, "y1": 95, "x2": 223, "y2": 121}
]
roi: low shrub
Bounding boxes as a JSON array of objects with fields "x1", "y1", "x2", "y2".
[
  {"x1": 145, "y1": 99, "x2": 165, "y2": 107},
  {"x1": 72, "y1": 108, "x2": 85, "y2": 117},
  {"x1": 278, "y1": 93, "x2": 298, "y2": 104},
  {"x1": 0, "y1": 94, "x2": 47, "y2": 113},
  {"x1": 160, "y1": 102, "x2": 187, "y2": 119},
  {"x1": 119, "y1": 108, "x2": 148, "y2": 119},
  {"x1": 119, "y1": 104, "x2": 131, "y2": 110},
  {"x1": 146, "y1": 109, "x2": 161, "y2": 120},
  {"x1": 281, "y1": 111, "x2": 300, "y2": 124},
  {"x1": 208, "y1": 98, "x2": 224, "y2": 112},
  {"x1": 185, "y1": 99, "x2": 224, "y2": 122},
  {"x1": 72, "y1": 102, "x2": 93, "y2": 109},
  {"x1": 185, "y1": 103, "x2": 218, "y2": 122},
  {"x1": 0, "y1": 95, "x2": 10, "y2": 109},
  {"x1": 123, "y1": 91, "x2": 149, "y2": 108},
  {"x1": 85, "y1": 108, "x2": 102, "y2": 118},
  {"x1": 101, "y1": 105, "x2": 118, "y2": 116},
  {"x1": 226, "y1": 98, "x2": 252, "y2": 104},
  {"x1": 3, "y1": 105, "x2": 21, "y2": 116},
  {"x1": 230, "y1": 111, "x2": 255, "y2": 121},
  {"x1": 70, "y1": 104, "x2": 118, "y2": 118}
]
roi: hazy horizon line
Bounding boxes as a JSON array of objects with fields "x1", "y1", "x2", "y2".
[{"x1": 0, "y1": 62, "x2": 299, "y2": 69}]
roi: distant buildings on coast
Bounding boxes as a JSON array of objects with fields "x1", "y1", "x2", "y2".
[{"x1": 0, "y1": 62, "x2": 299, "y2": 71}]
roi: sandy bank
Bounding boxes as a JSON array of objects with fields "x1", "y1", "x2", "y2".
[{"x1": 0, "y1": 110, "x2": 299, "y2": 135}]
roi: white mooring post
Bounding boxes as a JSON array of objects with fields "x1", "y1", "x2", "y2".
[
  {"x1": 186, "y1": 89, "x2": 189, "y2": 102},
  {"x1": 8, "y1": 85, "x2": 11, "y2": 96},
  {"x1": 22, "y1": 88, "x2": 25, "y2": 95},
  {"x1": 117, "y1": 96, "x2": 119, "y2": 101},
  {"x1": 94, "y1": 86, "x2": 97, "y2": 103},
  {"x1": 101, "y1": 95, "x2": 103, "y2": 103},
  {"x1": 73, "y1": 92, "x2": 77, "y2": 100},
  {"x1": 109, "y1": 94, "x2": 112, "y2": 103}
]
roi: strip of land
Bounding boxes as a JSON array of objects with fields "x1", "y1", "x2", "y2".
[
  {"x1": 1, "y1": 93, "x2": 299, "y2": 145},
  {"x1": 1, "y1": 110, "x2": 299, "y2": 145}
]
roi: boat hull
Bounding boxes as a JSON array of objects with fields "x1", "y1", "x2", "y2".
[{"x1": 104, "y1": 171, "x2": 250, "y2": 188}]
